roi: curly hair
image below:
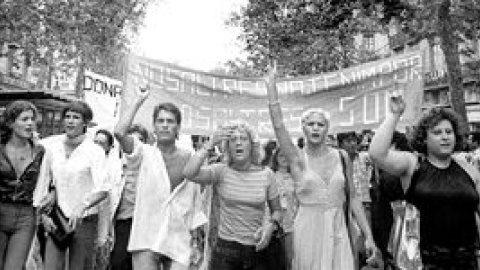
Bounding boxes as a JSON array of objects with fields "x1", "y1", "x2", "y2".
[
  {"x1": 0, "y1": 100, "x2": 38, "y2": 144},
  {"x1": 409, "y1": 107, "x2": 465, "y2": 154},
  {"x1": 221, "y1": 120, "x2": 263, "y2": 167}
]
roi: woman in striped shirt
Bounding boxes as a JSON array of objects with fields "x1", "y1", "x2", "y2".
[{"x1": 183, "y1": 120, "x2": 283, "y2": 270}]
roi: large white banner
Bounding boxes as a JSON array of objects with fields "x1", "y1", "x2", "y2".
[
  {"x1": 83, "y1": 70, "x2": 122, "y2": 129},
  {"x1": 122, "y1": 51, "x2": 424, "y2": 137}
]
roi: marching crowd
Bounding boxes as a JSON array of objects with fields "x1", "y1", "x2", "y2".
[{"x1": 1, "y1": 66, "x2": 480, "y2": 270}]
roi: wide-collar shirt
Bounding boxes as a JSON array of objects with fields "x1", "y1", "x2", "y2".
[
  {"x1": 127, "y1": 137, "x2": 207, "y2": 266},
  {"x1": 0, "y1": 142, "x2": 46, "y2": 204},
  {"x1": 37, "y1": 134, "x2": 109, "y2": 218}
]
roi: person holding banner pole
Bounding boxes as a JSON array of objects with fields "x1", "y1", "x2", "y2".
[
  {"x1": 114, "y1": 85, "x2": 206, "y2": 270},
  {"x1": 265, "y1": 62, "x2": 378, "y2": 270}
]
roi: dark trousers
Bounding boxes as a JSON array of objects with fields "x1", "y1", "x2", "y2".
[
  {"x1": 110, "y1": 218, "x2": 133, "y2": 270},
  {"x1": 0, "y1": 202, "x2": 36, "y2": 270},
  {"x1": 422, "y1": 246, "x2": 478, "y2": 270},
  {"x1": 44, "y1": 214, "x2": 98, "y2": 270},
  {"x1": 210, "y1": 238, "x2": 268, "y2": 270}
]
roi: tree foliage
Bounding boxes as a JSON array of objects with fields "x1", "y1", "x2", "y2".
[
  {"x1": 228, "y1": 0, "x2": 380, "y2": 77},
  {"x1": 361, "y1": 0, "x2": 480, "y2": 126},
  {"x1": 0, "y1": 0, "x2": 154, "y2": 87}
]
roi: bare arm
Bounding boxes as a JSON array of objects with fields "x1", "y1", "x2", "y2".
[
  {"x1": 183, "y1": 148, "x2": 214, "y2": 184},
  {"x1": 340, "y1": 150, "x2": 378, "y2": 260},
  {"x1": 368, "y1": 95, "x2": 416, "y2": 190},
  {"x1": 183, "y1": 129, "x2": 229, "y2": 184},
  {"x1": 340, "y1": 150, "x2": 373, "y2": 240},
  {"x1": 265, "y1": 62, "x2": 303, "y2": 173},
  {"x1": 114, "y1": 86, "x2": 149, "y2": 154},
  {"x1": 267, "y1": 196, "x2": 283, "y2": 227}
]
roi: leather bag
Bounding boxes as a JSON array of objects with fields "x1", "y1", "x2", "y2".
[{"x1": 48, "y1": 205, "x2": 74, "y2": 248}]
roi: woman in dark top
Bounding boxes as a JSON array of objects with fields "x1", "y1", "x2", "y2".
[
  {"x1": 369, "y1": 95, "x2": 480, "y2": 269},
  {"x1": 0, "y1": 100, "x2": 48, "y2": 269}
]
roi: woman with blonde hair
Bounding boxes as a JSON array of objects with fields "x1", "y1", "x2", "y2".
[
  {"x1": 183, "y1": 120, "x2": 283, "y2": 270},
  {"x1": 265, "y1": 64, "x2": 377, "y2": 270}
]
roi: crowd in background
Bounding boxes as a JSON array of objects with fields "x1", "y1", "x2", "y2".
[{"x1": 1, "y1": 71, "x2": 480, "y2": 270}]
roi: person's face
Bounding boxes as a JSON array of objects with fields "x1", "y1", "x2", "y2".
[
  {"x1": 154, "y1": 110, "x2": 179, "y2": 144},
  {"x1": 10, "y1": 110, "x2": 35, "y2": 140},
  {"x1": 341, "y1": 137, "x2": 359, "y2": 155},
  {"x1": 425, "y1": 119, "x2": 455, "y2": 158},
  {"x1": 302, "y1": 113, "x2": 329, "y2": 145},
  {"x1": 63, "y1": 111, "x2": 86, "y2": 138},
  {"x1": 227, "y1": 129, "x2": 252, "y2": 164},
  {"x1": 94, "y1": 133, "x2": 110, "y2": 154}
]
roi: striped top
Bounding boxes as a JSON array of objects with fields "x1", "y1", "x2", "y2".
[{"x1": 208, "y1": 164, "x2": 279, "y2": 245}]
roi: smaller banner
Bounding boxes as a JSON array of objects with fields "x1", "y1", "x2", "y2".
[{"x1": 83, "y1": 70, "x2": 122, "y2": 128}]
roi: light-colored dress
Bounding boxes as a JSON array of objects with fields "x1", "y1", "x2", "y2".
[{"x1": 293, "y1": 150, "x2": 354, "y2": 270}]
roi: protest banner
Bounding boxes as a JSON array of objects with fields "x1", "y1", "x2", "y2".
[
  {"x1": 121, "y1": 51, "x2": 424, "y2": 137},
  {"x1": 84, "y1": 70, "x2": 122, "y2": 128}
]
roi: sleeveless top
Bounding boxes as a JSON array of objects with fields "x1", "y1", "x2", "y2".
[{"x1": 405, "y1": 158, "x2": 479, "y2": 249}]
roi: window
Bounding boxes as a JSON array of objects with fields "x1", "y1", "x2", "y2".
[{"x1": 362, "y1": 33, "x2": 375, "y2": 52}]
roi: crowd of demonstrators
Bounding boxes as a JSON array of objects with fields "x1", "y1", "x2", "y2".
[
  {"x1": 369, "y1": 95, "x2": 480, "y2": 269},
  {"x1": 3, "y1": 79, "x2": 480, "y2": 270},
  {"x1": 265, "y1": 63, "x2": 378, "y2": 270}
]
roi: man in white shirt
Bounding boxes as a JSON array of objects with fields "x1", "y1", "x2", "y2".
[{"x1": 114, "y1": 86, "x2": 206, "y2": 270}]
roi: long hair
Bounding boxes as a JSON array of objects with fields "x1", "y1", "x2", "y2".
[
  {"x1": 221, "y1": 120, "x2": 263, "y2": 167},
  {"x1": 0, "y1": 100, "x2": 38, "y2": 144}
]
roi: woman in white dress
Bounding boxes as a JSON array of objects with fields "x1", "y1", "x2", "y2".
[{"x1": 265, "y1": 63, "x2": 377, "y2": 270}]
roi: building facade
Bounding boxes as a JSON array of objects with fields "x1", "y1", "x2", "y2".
[{"x1": 357, "y1": 19, "x2": 480, "y2": 130}]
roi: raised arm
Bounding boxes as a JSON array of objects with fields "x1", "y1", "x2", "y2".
[
  {"x1": 114, "y1": 86, "x2": 149, "y2": 154},
  {"x1": 183, "y1": 128, "x2": 229, "y2": 184},
  {"x1": 265, "y1": 62, "x2": 301, "y2": 169},
  {"x1": 368, "y1": 95, "x2": 416, "y2": 189}
]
